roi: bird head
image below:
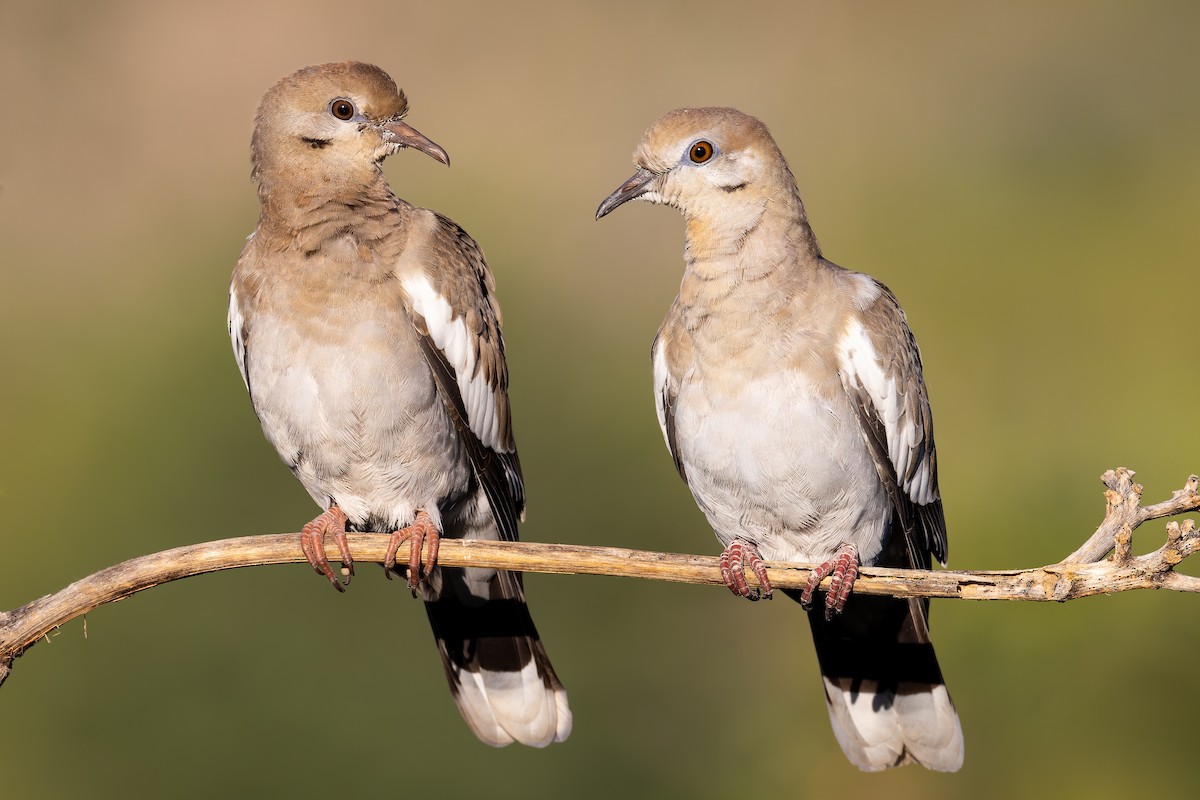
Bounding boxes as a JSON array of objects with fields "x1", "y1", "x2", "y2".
[
  {"x1": 250, "y1": 62, "x2": 448, "y2": 199},
  {"x1": 596, "y1": 107, "x2": 802, "y2": 249}
]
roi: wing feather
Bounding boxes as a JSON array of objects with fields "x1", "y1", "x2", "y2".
[
  {"x1": 651, "y1": 307, "x2": 687, "y2": 482},
  {"x1": 228, "y1": 284, "x2": 250, "y2": 392},
  {"x1": 837, "y1": 282, "x2": 947, "y2": 566},
  {"x1": 402, "y1": 216, "x2": 524, "y2": 540}
]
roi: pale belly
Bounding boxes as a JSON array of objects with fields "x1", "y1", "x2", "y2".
[
  {"x1": 671, "y1": 368, "x2": 891, "y2": 566},
  {"x1": 246, "y1": 310, "x2": 473, "y2": 532}
]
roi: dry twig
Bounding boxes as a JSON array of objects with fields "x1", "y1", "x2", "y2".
[{"x1": 1, "y1": 467, "x2": 1196, "y2": 688}]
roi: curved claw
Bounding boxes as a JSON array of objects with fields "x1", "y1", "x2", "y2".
[
  {"x1": 800, "y1": 543, "x2": 860, "y2": 621},
  {"x1": 718, "y1": 539, "x2": 773, "y2": 601},
  {"x1": 383, "y1": 509, "x2": 440, "y2": 590},
  {"x1": 299, "y1": 505, "x2": 352, "y2": 592}
]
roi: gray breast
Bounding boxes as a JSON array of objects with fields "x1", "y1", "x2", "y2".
[
  {"x1": 672, "y1": 364, "x2": 891, "y2": 565},
  {"x1": 247, "y1": 302, "x2": 473, "y2": 530}
]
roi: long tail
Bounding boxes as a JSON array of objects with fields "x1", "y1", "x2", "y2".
[
  {"x1": 424, "y1": 564, "x2": 571, "y2": 747},
  {"x1": 797, "y1": 591, "x2": 963, "y2": 772}
]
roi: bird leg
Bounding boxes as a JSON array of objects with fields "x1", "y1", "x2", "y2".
[
  {"x1": 384, "y1": 508, "x2": 440, "y2": 590},
  {"x1": 800, "y1": 542, "x2": 860, "y2": 621},
  {"x1": 718, "y1": 538, "x2": 773, "y2": 601},
  {"x1": 299, "y1": 504, "x2": 353, "y2": 592}
]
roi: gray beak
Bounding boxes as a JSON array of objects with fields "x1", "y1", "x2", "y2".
[
  {"x1": 596, "y1": 168, "x2": 656, "y2": 220},
  {"x1": 383, "y1": 120, "x2": 450, "y2": 166}
]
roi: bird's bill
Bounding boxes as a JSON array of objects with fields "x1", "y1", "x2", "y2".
[
  {"x1": 383, "y1": 120, "x2": 450, "y2": 166},
  {"x1": 596, "y1": 169, "x2": 656, "y2": 219}
]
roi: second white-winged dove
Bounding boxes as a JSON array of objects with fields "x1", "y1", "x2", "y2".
[
  {"x1": 228, "y1": 62, "x2": 570, "y2": 747},
  {"x1": 597, "y1": 107, "x2": 963, "y2": 772}
]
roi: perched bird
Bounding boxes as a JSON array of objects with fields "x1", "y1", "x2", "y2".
[
  {"x1": 597, "y1": 107, "x2": 963, "y2": 771},
  {"x1": 228, "y1": 62, "x2": 570, "y2": 747}
]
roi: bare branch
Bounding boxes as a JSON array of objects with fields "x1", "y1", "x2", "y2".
[
  {"x1": 1063, "y1": 468, "x2": 1200, "y2": 563},
  {"x1": 1, "y1": 468, "x2": 1197, "y2": 688}
]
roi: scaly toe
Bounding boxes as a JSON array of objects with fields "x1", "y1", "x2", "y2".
[
  {"x1": 299, "y1": 505, "x2": 351, "y2": 592},
  {"x1": 719, "y1": 539, "x2": 768, "y2": 600},
  {"x1": 384, "y1": 509, "x2": 440, "y2": 589}
]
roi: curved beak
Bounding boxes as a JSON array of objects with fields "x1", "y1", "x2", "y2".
[
  {"x1": 383, "y1": 119, "x2": 450, "y2": 166},
  {"x1": 596, "y1": 168, "x2": 656, "y2": 220}
]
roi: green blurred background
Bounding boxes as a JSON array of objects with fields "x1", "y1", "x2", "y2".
[{"x1": 2, "y1": 1, "x2": 1197, "y2": 797}]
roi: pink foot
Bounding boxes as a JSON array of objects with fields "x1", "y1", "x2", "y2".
[
  {"x1": 800, "y1": 543, "x2": 860, "y2": 621},
  {"x1": 299, "y1": 504, "x2": 353, "y2": 592},
  {"x1": 384, "y1": 509, "x2": 440, "y2": 590},
  {"x1": 718, "y1": 539, "x2": 772, "y2": 601}
]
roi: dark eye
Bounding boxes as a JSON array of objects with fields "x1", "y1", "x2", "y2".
[
  {"x1": 330, "y1": 99, "x2": 355, "y2": 120},
  {"x1": 689, "y1": 140, "x2": 714, "y2": 163}
]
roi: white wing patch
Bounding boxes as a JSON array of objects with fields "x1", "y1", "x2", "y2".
[
  {"x1": 228, "y1": 285, "x2": 249, "y2": 391},
  {"x1": 838, "y1": 316, "x2": 935, "y2": 506},
  {"x1": 651, "y1": 338, "x2": 673, "y2": 454},
  {"x1": 402, "y1": 273, "x2": 505, "y2": 452}
]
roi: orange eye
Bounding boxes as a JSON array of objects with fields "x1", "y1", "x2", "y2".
[
  {"x1": 330, "y1": 99, "x2": 355, "y2": 120},
  {"x1": 689, "y1": 140, "x2": 714, "y2": 163}
]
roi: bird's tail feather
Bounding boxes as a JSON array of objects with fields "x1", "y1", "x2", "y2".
[
  {"x1": 424, "y1": 565, "x2": 571, "y2": 747},
  {"x1": 797, "y1": 591, "x2": 963, "y2": 772}
]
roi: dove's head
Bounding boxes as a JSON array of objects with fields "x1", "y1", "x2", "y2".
[
  {"x1": 250, "y1": 62, "x2": 448, "y2": 198},
  {"x1": 596, "y1": 108, "x2": 805, "y2": 251}
]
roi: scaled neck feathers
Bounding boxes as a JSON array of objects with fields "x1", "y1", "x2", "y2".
[
  {"x1": 683, "y1": 184, "x2": 821, "y2": 283},
  {"x1": 255, "y1": 168, "x2": 410, "y2": 259}
]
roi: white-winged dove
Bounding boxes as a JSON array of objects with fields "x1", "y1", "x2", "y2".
[
  {"x1": 228, "y1": 62, "x2": 570, "y2": 747},
  {"x1": 597, "y1": 107, "x2": 963, "y2": 772}
]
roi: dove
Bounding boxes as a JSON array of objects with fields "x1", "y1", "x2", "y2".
[
  {"x1": 597, "y1": 106, "x2": 962, "y2": 771},
  {"x1": 229, "y1": 62, "x2": 570, "y2": 747}
]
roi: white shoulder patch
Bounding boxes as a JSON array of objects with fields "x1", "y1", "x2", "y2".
[
  {"x1": 838, "y1": 316, "x2": 935, "y2": 506},
  {"x1": 228, "y1": 285, "x2": 249, "y2": 391},
  {"x1": 849, "y1": 272, "x2": 883, "y2": 310},
  {"x1": 402, "y1": 273, "x2": 506, "y2": 452}
]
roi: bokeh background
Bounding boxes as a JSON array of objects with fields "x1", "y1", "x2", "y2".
[{"x1": 2, "y1": 1, "x2": 1197, "y2": 797}]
